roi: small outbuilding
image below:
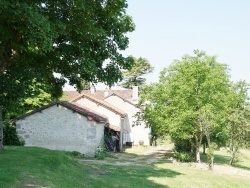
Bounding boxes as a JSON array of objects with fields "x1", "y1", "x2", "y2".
[{"x1": 14, "y1": 101, "x2": 107, "y2": 157}]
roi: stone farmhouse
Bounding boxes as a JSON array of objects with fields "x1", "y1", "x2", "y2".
[
  {"x1": 15, "y1": 86, "x2": 150, "y2": 156},
  {"x1": 15, "y1": 101, "x2": 107, "y2": 157},
  {"x1": 68, "y1": 86, "x2": 150, "y2": 146}
]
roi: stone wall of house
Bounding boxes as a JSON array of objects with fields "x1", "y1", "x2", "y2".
[
  {"x1": 15, "y1": 105, "x2": 104, "y2": 157},
  {"x1": 105, "y1": 96, "x2": 150, "y2": 146}
]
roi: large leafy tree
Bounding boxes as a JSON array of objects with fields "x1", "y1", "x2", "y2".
[
  {"x1": 120, "y1": 57, "x2": 154, "y2": 88},
  {"x1": 140, "y1": 50, "x2": 231, "y2": 163},
  {"x1": 0, "y1": 65, "x2": 63, "y2": 148},
  {"x1": 0, "y1": 0, "x2": 135, "y2": 151},
  {"x1": 226, "y1": 81, "x2": 250, "y2": 165},
  {"x1": 1, "y1": 70, "x2": 58, "y2": 146},
  {"x1": 0, "y1": 0, "x2": 134, "y2": 85}
]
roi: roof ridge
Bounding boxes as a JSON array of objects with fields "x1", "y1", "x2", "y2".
[
  {"x1": 14, "y1": 101, "x2": 107, "y2": 123},
  {"x1": 69, "y1": 102, "x2": 108, "y2": 119},
  {"x1": 104, "y1": 93, "x2": 143, "y2": 110},
  {"x1": 70, "y1": 93, "x2": 127, "y2": 117}
]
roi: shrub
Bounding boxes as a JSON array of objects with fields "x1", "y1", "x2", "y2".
[
  {"x1": 206, "y1": 142, "x2": 218, "y2": 169},
  {"x1": 173, "y1": 152, "x2": 192, "y2": 162},
  {"x1": 174, "y1": 139, "x2": 191, "y2": 152},
  {"x1": 139, "y1": 140, "x2": 144, "y2": 146},
  {"x1": 67, "y1": 151, "x2": 85, "y2": 159},
  {"x1": 95, "y1": 140, "x2": 111, "y2": 160},
  {"x1": 3, "y1": 121, "x2": 24, "y2": 146},
  {"x1": 95, "y1": 150, "x2": 106, "y2": 160}
]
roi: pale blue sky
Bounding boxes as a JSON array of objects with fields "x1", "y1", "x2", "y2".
[
  {"x1": 64, "y1": 0, "x2": 250, "y2": 90},
  {"x1": 124, "y1": 0, "x2": 250, "y2": 84}
]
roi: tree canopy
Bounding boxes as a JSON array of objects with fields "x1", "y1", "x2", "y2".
[
  {"x1": 119, "y1": 57, "x2": 154, "y2": 88},
  {"x1": 226, "y1": 81, "x2": 250, "y2": 165},
  {"x1": 0, "y1": 0, "x2": 135, "y2": 151},
  {"x1": 0, "y1": 0, "x2": 135, "y2": 89},
  {"x1": 139, "y1": 50, "x2": 233, "y2": 163}
]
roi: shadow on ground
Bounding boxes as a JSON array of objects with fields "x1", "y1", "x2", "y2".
[
  {"x1": 234, "y1": 164, "x2": 250, "y2": 171},
  {"x1": 78, "y1": 145, "x2": 182, "y2": 188}
]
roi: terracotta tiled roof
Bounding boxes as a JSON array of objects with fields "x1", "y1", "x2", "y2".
[
  {"x1": 105, "y1": 123, "x2": 120, "y2": 132},
  {"x1": 61, "y1": 91, "x2": 83, "y2": 101},
  {"x1": 70, "y1": 93, "x2": 127, "y2": 117},
  {"x1": 63, "y1": 89, "x2": 133, "y2": 101},
  {"x1": 14, "y1": 101, "x2": 107, "y2": 123},
  {"x1": 104, "y1": 93, "x2": 142, "y2": 109},
  {"x1": 70, "y1": 102, "x2": 121, "y2": 131}
]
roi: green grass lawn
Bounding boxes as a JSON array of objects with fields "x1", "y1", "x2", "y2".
[
  {"x1": 233, "y1": 149, "x2": 250, "y2": 171},
  {"x1": 200, "y1": 148, "x2": 250, "y2": 169},
  {"x1": 0, "y1": 146, "x2": 250, "y2": 188}
]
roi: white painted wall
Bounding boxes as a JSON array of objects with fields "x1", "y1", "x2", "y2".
[
  {"x1": 75, "y1": 98, "x2": 123, "y2": 129},
  {"x1": 15, "y1": 105, "x2": 105, "y2": 157},
  {"x1": 105, "y1": 96, "x2": 150, "y2": 146}
]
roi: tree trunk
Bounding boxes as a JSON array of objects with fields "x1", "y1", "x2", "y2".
[
  {"x1": 229, "y1": 147, "x2": 238, "y2": 166},
  {"x1": 229, "y1": 151, "x2": 235, "y2": 166},
  {"x1": 205, "y1": 131, "x2": 214, "y2": 170},
  {"x1": 203, "y1": 143, "x2": 206, "y2": 154},
  {"x1": 190, "y1": 138, "x2": 196, "y2": 154},
  {"x1": 0, "y1": 105, "x2": 4, "y2": 152},
  {"x1": 229, "y1": 137, "x2": 237, "y2": 166},
  {"x1": 0, "y1": 45, "x2": 14, "y2": 76},
  {"x1": 195, "y1": 135, "x2": 202, "y2": 163},
  {"x1": 196, "y1": 147, "x2": 200, "y2": 163},
  {"x1": 202, "y1": 114, "x2": 214, "y2": 170}
]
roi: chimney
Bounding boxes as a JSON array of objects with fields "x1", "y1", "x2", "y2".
[
  {"x1": 90, "y1": 85, "x2": 95, "y2": 93},
  {"x1": 104, "y1": 87, "x2": 109, "y2": 97},
  {"x1": 132, "y1": 86, "x2": 139, "y2": 100}
]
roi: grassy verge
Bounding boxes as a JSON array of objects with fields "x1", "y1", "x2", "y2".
[
  {"x1": 0, "y1": 146, "x2": 89, "y2": 187},
  {"x1": 200, "y1": 148, "x2": 250, "y2": 169},
  {"x1": 0, "y1": 146, "x2": 250, "y2": 188}
]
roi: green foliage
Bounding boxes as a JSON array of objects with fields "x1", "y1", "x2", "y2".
[
  {"x1": 226, "y1": 81, "x2": 250, "y2": 165},
  {"x1": 174, "y1": 139, "x2": 192, "y2": 153},
  {"x1": 139, "y1": 140, "x2": 144, "y2": 146},
  {"x1": 0, "y1": 0, "x2": 135, "y2": 150},
  {"x1": 173, "y1": 139, "x2": 193, "y2": 162},
  {"x1": 67, "y1": 151, "x2": 85, "y2": 159},
  {"x1": 3, "y1": 121, "x2": 24, "y2": 146},
  {"x1": 0, "y1": 76, "x2": 56, "y2": 151},
  {"x1": 173, "y1": 152, "x2": 193, "y2": 162},
  {"x1": 95, "y1": 140, "x2": 110, "y2": 160},
  {"x1": 81, "y1": 80, "x2": 91, "y2": 90},
  {"x1": 0, "y1": 69, "x2": 62, "y2": 120},
  {"x1": 0, "y1": 0, "x2": 135, "y2": 88},
  {"x1": 206, "y1": 142, "x2": 217, "y2": 169},
  {"x1": 120, "y1": 57, "x2": 154, "y2": 88},
  {"x1": 139, "y1": 50, "x2": 232, "y2": 162}
]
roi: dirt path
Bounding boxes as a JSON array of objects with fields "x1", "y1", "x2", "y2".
[
  {"x1": 79, "y1": 145, "x2": 171, "y2": 166},
  {"x1": 78, "y1": 145, "x2": 250, "y2": 177}
]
